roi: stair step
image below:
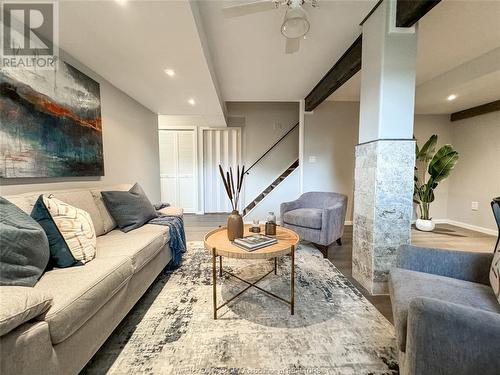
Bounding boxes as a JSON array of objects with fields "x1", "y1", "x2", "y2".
[{"x1": 243, "y1": 159, "x2": 300, "y2": 215}]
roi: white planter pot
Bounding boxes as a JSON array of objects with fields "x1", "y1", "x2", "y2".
[{"x1": 416, "y1": 218, "x2": 435, "y2": 232}]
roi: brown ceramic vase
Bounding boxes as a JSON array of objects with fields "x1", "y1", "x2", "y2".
[{"x1": 227, "y1": 210, "x2": 244, "y2": 241}]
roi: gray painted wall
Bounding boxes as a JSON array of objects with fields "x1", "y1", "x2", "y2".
[
  {"x1": 303, "y1": 101, "x2": 499, "y2": 231},
  {"x1": 0, "y1": 50, "x2": 161, "y2": 202},
  {"x1": 227, "y1": 102, "x2": 299, "y2": 207},
  {"x1": 303, "y1": 101, "x2": 359, "y2": 221},
  {"x1": 446, "y1": 111, "x2": 500, "y2": 231}
]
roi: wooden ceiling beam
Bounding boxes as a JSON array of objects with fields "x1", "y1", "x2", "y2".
[
  {"x1": 396, "y1": 0, "x2": 441, "y2": 27},
  {"x1": 304, "y1": 35, "x2": 362, "y2": 112},
  {"x1": 303, "y1": 0, "x2": 441, "y2": 112},
  {"x1": 450, "y1": 100, "x2": 500, "y2": 122}
]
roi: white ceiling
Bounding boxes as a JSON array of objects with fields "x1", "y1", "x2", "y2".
[
  {"x1": 57, "y1": 0, "x2": 226, "y2": 125},
  {"x1": 55, "y1": 0, "x2": 500, "y2": 120},
  {"x1": 329, "y1": 0, "x2": 500, "y2": 114},
  {"x1": 197, "y1": 0, "x2": 376, "y2": 101}
]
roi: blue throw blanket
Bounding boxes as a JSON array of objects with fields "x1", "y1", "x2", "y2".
[{"x1": 149, "y1": 203, "x2": 187, "y2": 269}]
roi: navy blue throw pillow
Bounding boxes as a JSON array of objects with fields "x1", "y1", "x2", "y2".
[
  {"x1": 31, "y1": 195, "x2": 81, "y2": 269},
  {"x1": 101, "y1": 183, "x2": 157, "y2": 233}
]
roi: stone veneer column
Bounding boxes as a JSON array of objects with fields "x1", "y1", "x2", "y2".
[
  {"x1": 352, "y1": 0, "x2": 418, "y2": 294},
  {"x1": 352, "y1": 140, "x2": 415, "y2": 294}
]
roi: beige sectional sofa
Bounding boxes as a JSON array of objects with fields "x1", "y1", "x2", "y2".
[{"x1": 0, "y1": 185, "x2": 182, "y2": 375}]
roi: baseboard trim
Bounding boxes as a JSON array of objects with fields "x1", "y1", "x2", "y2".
[
  {"x1": 412, "y1": 218, "x2": 497, "y2": 236},
  {"x1": 444, "y1": 220, "x2": 497, "y2": 236}
]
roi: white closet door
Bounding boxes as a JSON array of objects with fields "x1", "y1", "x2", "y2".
[
  {"x1": 159, "y1": 130, "x2": 196, "y2": 212},
  {"x1": 177, "y1": 131, "x2": 195, "y2": 210},
  {"x1": 203, "y1": 128, "x2": 241, "y2": 213}
]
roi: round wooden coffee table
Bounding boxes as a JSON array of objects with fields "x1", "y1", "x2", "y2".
[{"x1": 204, "y1": 224, "x2": 299, "y2": 319}]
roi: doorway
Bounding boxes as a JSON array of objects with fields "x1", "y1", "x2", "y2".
[{"x1": 202, "y1": 128, "x2": 241, "y2": 213}]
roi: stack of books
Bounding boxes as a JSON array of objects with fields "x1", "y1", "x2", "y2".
[{"x1": 233, "y1": 234, "x2": 277, "y2": 251}]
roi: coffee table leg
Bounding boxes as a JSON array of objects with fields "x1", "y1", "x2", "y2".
[
  {"x1": 274, "y1": 257, "x2": 277, "y2": 275},
  {"x1": 291, "y1": 245, "x2": 295, "y2": 315},
  {"x1": 212, "y1": 248, "x2": 217, "y2": 320},
  {"x1": 219, "y1": 256, "x2": 223, "y2": 277}
]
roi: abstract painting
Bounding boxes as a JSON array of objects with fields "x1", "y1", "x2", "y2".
[{"x1": 0, "y1": 62, "x2": 104, "y2": 178}]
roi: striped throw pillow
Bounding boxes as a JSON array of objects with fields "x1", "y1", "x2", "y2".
[{"x1": 32, "y1": 195, "x2": 96, "y2": 267}]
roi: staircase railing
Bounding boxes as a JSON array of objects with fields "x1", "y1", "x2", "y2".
[{"x1": 245, "y1": 122, "x2": 299, "y2": 175}]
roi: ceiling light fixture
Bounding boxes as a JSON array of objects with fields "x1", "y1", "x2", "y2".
[
  {"x1": 115, "y1": 0, "x2": 127, "y2": 5},
  {"x1": 281, "y1": 3, "x2": 310, "y2": 39},
  {"x1": 164, "y1": 69, "x2": 175, "y2": 77},
  {"x1": 188, "y1": 98, "x2": 196, "y2": 106},
  {"x1": 447, "y1": 94, "x2": 457, "y2": 101}
]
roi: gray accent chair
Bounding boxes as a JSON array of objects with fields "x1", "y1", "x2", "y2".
[
  {"x1": 389, "y1": 245, "x2": 500, "y2": 375},
  {"x1": 280, "y1": 192, "x2": 347, "y2": 257}
]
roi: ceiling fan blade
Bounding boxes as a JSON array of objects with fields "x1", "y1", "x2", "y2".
[
  {"x1": 285, "y1": 38, "x2": 300, "y2": 54},
  {"x1": 222, "y1": 1, "x2": 278, "y2": 18}
]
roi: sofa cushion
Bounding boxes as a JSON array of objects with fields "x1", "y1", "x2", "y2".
[
  {"x1": 34, "y1": 256, "x2": 133, "y2": 344},
  {"x1": 0, "y1": 198, "x2": 50, "y2": 286},
  {"x1": 490, "y1": 251, "x2": 499, "y2": 304},
  {"x1": 0, "y1": 287, "x2": 53, "y2": 336},
  {"x1": 16, "y1": 190, "x2": 106, "y2": 237},
  {"x1": 390, "y1": 267, "x2": 500, "y2": 352},
  {"x1": 97, "y1": 224, "x2": 170, "y2": 273},
  {"x1": 283, "y1": 208, "x2": 323, "y2": 229}
]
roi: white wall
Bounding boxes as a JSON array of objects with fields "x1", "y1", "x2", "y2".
[
  {"x1": 446, "y1": 111, "x2": 500, "y2": 231},
  {"x1": 244, "y1": 169, "x2": 300, "y2": 223},
  {"x1": 1, "y1": 50, "x2": 160, "y2": 202},
  {"x1": 226, "y1": 102, "x2": 299, "y2": 208},
  {"x1": 303, "y1": 101, "x2": 359, "y2": 221}
]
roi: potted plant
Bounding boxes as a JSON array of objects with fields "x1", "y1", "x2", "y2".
[
  {"x1": 219, "y1": 164, "x2": 245, "y2": 240},
  {"x1": 414, "y1": 135, "x2": 459, "y2": 231}
]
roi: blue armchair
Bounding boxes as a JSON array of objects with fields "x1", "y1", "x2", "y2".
[
  {"x1": 280, "y1": 192, "x2": 347, "y2": 257},
  {"x1": 389, "y1": 245, "x2": 500, "y2": 375}
]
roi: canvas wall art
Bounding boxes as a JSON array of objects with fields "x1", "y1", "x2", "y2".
[{"x1": 0, "y1": 62, "x2": 104, "y2": 178}]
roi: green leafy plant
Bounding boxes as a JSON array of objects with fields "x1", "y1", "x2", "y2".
[{"x1": 414, "y1": 135, "x2": 459, "y2": 220}]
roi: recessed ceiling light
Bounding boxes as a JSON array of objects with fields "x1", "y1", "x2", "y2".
[
  {"x1": 447, "y1": 94, "x2": 457, "y2": 101},
  {"x1": 115, "y1": 0, "x2": 127, "y2": 5},
  {"x1": 188, "y1": 98, "x2": 196, "y2": 106},
  {"x1": 164, "y1": 69, "x2": 175, "y2": 77}
]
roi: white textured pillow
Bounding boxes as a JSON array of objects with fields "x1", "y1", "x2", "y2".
[
  {"x1": 43, "y1": 195, "x2": 97, "y2": 264},
  {"x1": 491, "y1": 251, "x2": 500, "y2": 303}
]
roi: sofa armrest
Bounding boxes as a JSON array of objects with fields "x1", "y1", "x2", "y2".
[
  {"x1": 405, "y1": 297, "x2": 500, "y2": 375},
  {"x1": 0, "y1": 287, "x2": 53, "y2": 337},
  {"x1": 158, "y1": 206, "x2": 183, "y2": 218},
  {"x1": 320, "y1": 203, "x2": 347, "y2": 245},
  {"x1": 397, "y1": 245, "x2": 493, "y2": 285}
]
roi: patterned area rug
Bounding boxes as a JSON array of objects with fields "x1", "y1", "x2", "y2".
[{"x1": 83, "y1": 242, "x2": 398, "y2": 375}]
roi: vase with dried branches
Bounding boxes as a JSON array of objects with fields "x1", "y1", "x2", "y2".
[{"x1": 219, "y1": 164, "x2": 245, "y2": 241}]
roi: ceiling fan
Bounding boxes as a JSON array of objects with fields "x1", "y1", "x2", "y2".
[{"x1": 222, "y1": 0, "x2": 319, "y2": 54}]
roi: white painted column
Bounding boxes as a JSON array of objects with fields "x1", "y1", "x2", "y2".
[{"x1": 352, "y1": 0, "x2": 418, "y2": 294}]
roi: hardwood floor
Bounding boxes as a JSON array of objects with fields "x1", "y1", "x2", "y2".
[
  {"x1": 184, "y1": 214, "x2": 497, "y2": 324},
  {"x1": 411, "y1": 223, "x2": 496, "y2": 252}
]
